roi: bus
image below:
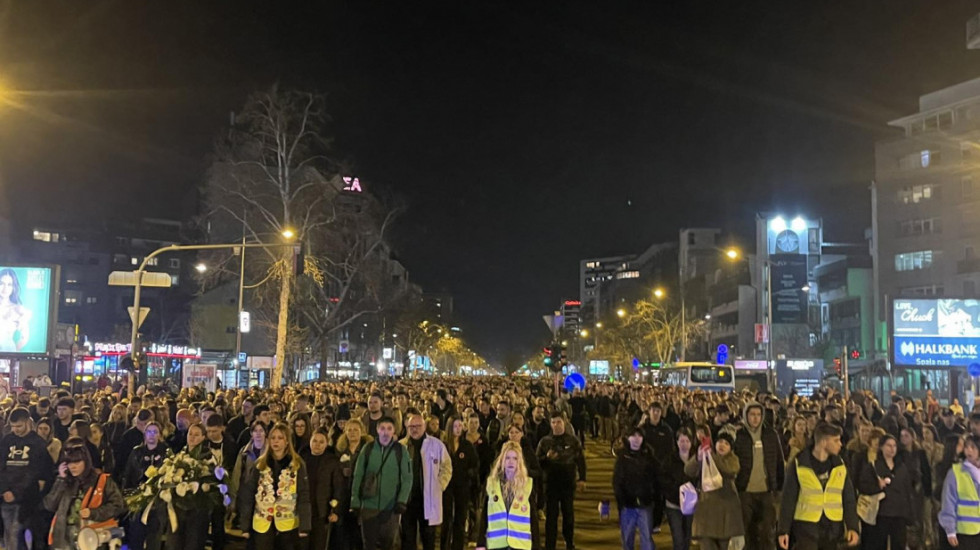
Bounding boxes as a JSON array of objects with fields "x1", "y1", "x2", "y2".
[{"x1": 658, "y1": 362, "x2": 735, "y2": 392}]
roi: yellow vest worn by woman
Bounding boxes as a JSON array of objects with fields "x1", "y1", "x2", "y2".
[
  {"x1": 486, "y1": 477, "x2": 534, "y2": 550},
  {"x1": 251, "y1": 463, "x2": 300, "y2": 533}
]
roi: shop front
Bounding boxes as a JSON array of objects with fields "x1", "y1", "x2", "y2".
[{"x1": 76, "y1": 342, "x2": 202, "y2": 390}]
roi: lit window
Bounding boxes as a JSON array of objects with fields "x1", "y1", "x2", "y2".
[
  {"x1": 146, "y1": 257, "x2": 158, "y2": 266},
  {"x1": 170, "y1": 275, "x2": 180, "y2": 286},
  {"x1": 86, "y1": 296, "x2": 97, "y2": 304},
  {"x1": 131, "y1": 257, "x2": 138, "y2": 266},
  {"x1": 894, "y1": 250, "x2": 940, "y2": 272}
]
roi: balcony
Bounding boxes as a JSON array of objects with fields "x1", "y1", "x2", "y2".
[{"x1": 959, "y1": 257, "x2": 980, "y2": 275}]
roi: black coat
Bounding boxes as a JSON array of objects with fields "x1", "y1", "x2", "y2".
[
  {"x1": 300, "y1": 450, "x2": 345, "y2": 519},
  {"x1": 733, "y1": 425, "x2": 785, "y2": 492},
  {"x1": 121, "y1": 442, "x2": 171, "y2": 489},
  {"x1": 641, "y1": 420, "x2": 674, "y2": 460},
  {"x1": 857, "y1": 455, "x2": 917, "y2": 521},
  {"x1": 613, "y1": 447, "x2": 660, "y2": 508},
  {"x1": 658, "y1": 451, "x2": 694, "y2": 507}
]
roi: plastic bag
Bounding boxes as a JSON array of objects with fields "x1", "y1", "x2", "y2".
[
  {"x1": 679, "y1": 482, "x2": 698, "y2": 515},
  {"x1": 857, "y1": 493, "x2": 884, "y2": 525},
  {"x1": 701, "y1": 451, "x2": 723, "y2": 492}
]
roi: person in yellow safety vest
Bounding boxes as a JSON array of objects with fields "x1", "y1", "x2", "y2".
[
  {"x1": 477, "y1": 441, "x2": 536, "y2": 550},
  {"x1": 777, "y1": 422, "x2": 860, "y2": 550},
  {"x1": 238, "y1": 422, "x2": 312, "y2": 550},
  {"x1": 939, "y1": 433, "x2": 980, "y2": 548}
]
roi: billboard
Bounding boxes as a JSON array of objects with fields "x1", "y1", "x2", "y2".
[
  {"x1": 893, "y1": 298, "x2": 980, "y2": 367},
  {"x1": 0, "y1": 266, "x2": 55, "y2": 355},
  {"x1": 770, "y1": 254, "x2": 808, "y2": 323}
]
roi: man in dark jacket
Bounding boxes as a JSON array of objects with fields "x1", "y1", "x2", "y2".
[
  {"x1": 640, "y1": 402, "x2": 673, "y2": 532},
  {"x1": 114, "y1": 408, "x2": 153, "y2": 477},
  {"x1": 613, "y1": 427, "x2": 659, "y2": 550},
  {"x1": 537, "y1": 412, "x2": 586, "y2": 550},
  {"x1": 0, "y1": 407, "x2": 54, "y2": 550},
  {"x1": 778, "y1": 422, "x2": 859, "y2": 550},
  {"x1": 735, "y1": 401, "x2": 785, "y2": 550}
]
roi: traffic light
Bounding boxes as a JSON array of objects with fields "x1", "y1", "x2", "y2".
[
  {"x1": 850, "y1": 349, "x2": 861, "y2": 360},
  {"x1": 833, "y1": 357, "x2": 842, "y2": 376},
  {"x1": 543, "y1": 347, "x2": 554, "y2": 369}
]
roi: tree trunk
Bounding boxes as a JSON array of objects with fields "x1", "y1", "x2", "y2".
[{"x1": 272, "y1": 266, "x2": 292, "y2": 388}]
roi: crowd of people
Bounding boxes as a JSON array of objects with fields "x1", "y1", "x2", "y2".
[{"x1": 0, "y1": 376, "x2": 979, "y2": 550}]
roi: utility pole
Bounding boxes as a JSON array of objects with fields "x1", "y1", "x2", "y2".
[{"x1": 843, "y1": 345, "x2": 850, "y2": 399}]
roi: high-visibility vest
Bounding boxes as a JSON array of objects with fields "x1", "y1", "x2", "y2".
[
  {"x1": 793, "y1": 458, "x2": 846, "y2": 523},
  {"x1": 486, "y1": 477, "x2": 534, "y2": 550},
  {"x1": 49, "y1": 473, "x2": 116, "y2": 545},
  {"x1": 953, "y1": 463, "x2": 980, "y2": 535},
  {"x1": 252, "y1": 465, "x2": 300, "y2": 533}
]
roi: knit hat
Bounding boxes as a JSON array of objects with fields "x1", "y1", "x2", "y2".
[
  {"x1": 715, "y1": 431, "x2": 736, "y2": 448},
  {"x1": 336, "y1": 404, "x2": 351, "y2": 421}
]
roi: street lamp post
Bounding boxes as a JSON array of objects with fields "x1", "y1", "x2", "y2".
[{"x1": 126, "y1": 239, "x2": 295, "y2": 398}]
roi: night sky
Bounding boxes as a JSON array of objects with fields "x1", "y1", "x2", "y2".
[{"x1": 0, "y1": 2, "x2": 978, "y2": 361}]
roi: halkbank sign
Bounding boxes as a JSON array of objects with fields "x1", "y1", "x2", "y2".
[{"x1": 893, "y1": 298, "x2": 980, "y2": 367}]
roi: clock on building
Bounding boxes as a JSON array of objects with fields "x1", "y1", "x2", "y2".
[{"x1": 775, "y1": 230, "x2": 800, "y2": 253}]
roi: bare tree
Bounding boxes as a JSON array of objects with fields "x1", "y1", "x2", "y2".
[{"x1": 201, "y1": 85, "x2": 338, "y2": 388}]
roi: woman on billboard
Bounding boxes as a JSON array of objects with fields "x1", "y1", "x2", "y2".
[{"x1": 0, "y1": 268, "x2": 32, "y2": 352}]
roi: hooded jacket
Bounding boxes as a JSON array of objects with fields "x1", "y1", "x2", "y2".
[{"x1": 733, "y1": 402, "x2": 785, "y2": 492}]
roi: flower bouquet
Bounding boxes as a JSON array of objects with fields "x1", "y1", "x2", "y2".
[{"x1": 125, "y1": 451, "x2": 229, "y2": 532}]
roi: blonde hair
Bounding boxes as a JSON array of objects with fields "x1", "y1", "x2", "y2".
[
  {"x1": 488, "y1": 441, "x2": 529, "y2": 504},
  {"x1": 256, "y1": 422, "x2": 302, "y2": 472}
]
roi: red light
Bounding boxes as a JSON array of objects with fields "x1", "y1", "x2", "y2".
[
  {"x1": 564, "y1": 300, "x2": 582, "y2": 306},
  {"x1": 543, "y1": 348, "x2": 552, "y2": 356},
  {"x1": 851, "y1": 349, "x2": 860, "y2": 359}
]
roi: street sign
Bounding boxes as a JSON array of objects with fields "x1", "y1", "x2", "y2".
[
  {"x1": 127, "y1": 307, "x2": 150, "y2": 329},
  {"x1": 238, "y1": 352, "x2": 247, "y2": 365},
  {"x1": 969, "y1": 363, "x2": 980, "y2": 377},
  {"x1": 542, "y1": 314, "x2": 565, "y2": 336},
  {"x1": 239, "y1": 311, "x2": 251, "y2": 333},
  {"x1": 564, "y1": 372, "x2": 587, "y2": 392},
  {"x1": 754, "y1": 323, "x2": 769, "y2": 344},
  {"x1": 108, "y1": 271, "x2": 172, "y2": 288},
  {"x1": 383, "y1": 347, "x2": 393, "y2": 359},
  {"x1": 716, "y1": 344, "x2": 729, "y2": 365}
]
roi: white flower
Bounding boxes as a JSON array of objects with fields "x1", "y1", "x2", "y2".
[
  {"x1": 143, "y1": 486, "x2": 153, "y2": 496},
  {"x1": 340, "y1": 455, "x2": 350, "y2": 463},
  {"x1": 330, "y1": 499, "x2": 338, "y2": 508},
  {"x1": 175, "y1": 483, "x2": 188, "y2": 498},
  {"x1": 202, "y1": 483, "x2": 211, "y2": 492},
  {"x1": 160, "y1": 490, "x2": 173, "y2": 503},
  {"x1": 189, "y1": 481, "x2": 200, "y2": 494}
]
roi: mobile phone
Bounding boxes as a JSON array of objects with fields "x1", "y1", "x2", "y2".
[{"x1": 700, "y1": 436, "x2": 712, "y2": 449}]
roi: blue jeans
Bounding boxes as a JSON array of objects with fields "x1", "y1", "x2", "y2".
[
  {"x1": 620, "y1": 507, "x2": 653, "y2": 550},
  {"x1": 1, "y1": 503, "x2": 25, "y2": 550},
  {"x1": 664, "y1": 507, "x2": 692, "y2": 550}
]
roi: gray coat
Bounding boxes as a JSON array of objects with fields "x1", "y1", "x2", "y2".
[
  {"x1": 684, "y1": 451, "x2": 745, "y2": 539},
  {"x1": 43, "y1": 474, "x2": 126, "y2": 550}
]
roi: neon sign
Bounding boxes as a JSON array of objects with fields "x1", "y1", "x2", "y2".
[{"x1": 343, "y1": 177, "x2": 362, "y2": 193}]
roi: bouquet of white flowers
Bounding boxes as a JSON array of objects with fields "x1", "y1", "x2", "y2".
[{"x1": 125, "y1": 451, "x2": 228, "y2": 531}]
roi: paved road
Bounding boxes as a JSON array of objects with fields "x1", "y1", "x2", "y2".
[{"x1": 219, "y1": 437, "x2": 675, "y2": 550}]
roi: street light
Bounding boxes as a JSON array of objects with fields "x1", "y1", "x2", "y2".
[
  {"x1": 725, "y1": 248, "x2": 739, "y2": 260},
  {"x1": 653, "y1": 288, "x2": 665, "y2": 299},
  {"x1": 680, "y1": 245, "x2": 744, "y2": 361},
  {"x1": 194, "y1": 263, "x2": 207, "y2": 273},
  {"x1": 616, "y1": 308, "x2": 626, "y2": 318},
  {"x1": 282, "y1": 228, "x2": 296, "y2": 240},
  {"x1": 580, "y1": 329, "x2": 589, "y2": 338}
]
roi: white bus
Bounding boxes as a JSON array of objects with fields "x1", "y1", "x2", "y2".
[{"x1": 659, "y1": 362, "x2": 735, "y2": 392}]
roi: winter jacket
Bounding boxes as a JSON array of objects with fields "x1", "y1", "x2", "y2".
[
  {"x1": 733, "y1": 422, "x2": 785, "y2": 492},
  {"x1": 0, "y1": 431, "x2": 54, "y2": 507},
  {"x1": 43, "y1": 473, "x2": 126, "y2": 549},
  {"x1": 300, "y1": 449, "x2": 345, "y2": 520},
  {"x1": 659, "y1": 451, "x2": 694, "y2": 507},
  {"x1": 684, "y1": 451, "x2": 744, "y2": 539},
  {"x1": 641, "y1": 420, "x2": 674, "y2": 460},
  {"x1": 778, "y1": 450, "x2": 859, "y2": 541},
  {"x1": 613, "y1": 446, "x2": 660, "y2": 509},
  {"x1": 350, "y1": 439, "x2": 413, "y2": 513},
  {"x1": 121, "y1": 442, "x2": 171, "y2": 490},
  {"x1": 536, "y1": 432, "x2": 586, "y2": 486},
  {"x1": 857, "y1": 455, "x2": 917, "y2": 521},
  {"x1": 238, "y1": 454, "x2": 313, "y2": 534}
]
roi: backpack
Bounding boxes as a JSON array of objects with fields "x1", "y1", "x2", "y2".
[{"x1": 358, "y1": 442, "x2": 404, "y2": 501}]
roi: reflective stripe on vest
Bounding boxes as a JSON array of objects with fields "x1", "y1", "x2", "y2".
[
  {"x1": 954, "y1": 464, "x2": 980, "y2": 535},
  {"x1": 793, "y1": 458, "x2": 846, "y2": 523},
  {"x1": 486, "y1": 478, "x2": 534, "y2": 550}
]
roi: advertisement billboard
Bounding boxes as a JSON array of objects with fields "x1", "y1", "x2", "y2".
[
  {"x1": 0, "y1": 266, "x2": 55, "y2": 356},
  {"x1": 893, "y1": 298, "x2": 980, "y2": 367},
  {"x1": 770, "y1": 255, "x2": 808, "y2": 324}
]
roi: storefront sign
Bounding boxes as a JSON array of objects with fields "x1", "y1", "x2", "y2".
[
  {"x1": 735, "y1": 360, "x2": 768, "y2": 370},
  {"x1": 771, "y1": 255, "x2": 808, "y2": 324}
]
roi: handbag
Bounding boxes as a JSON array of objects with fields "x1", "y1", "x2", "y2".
[
  {"x1": 701, "y1": 452, "x2": 723, "y2": 492},
  {"x1": 679, "y1": 482, "x2": 698, "y2": 515},
  {"x1": 857, "y1": 493, "x2": 884, "y2": 525}
]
